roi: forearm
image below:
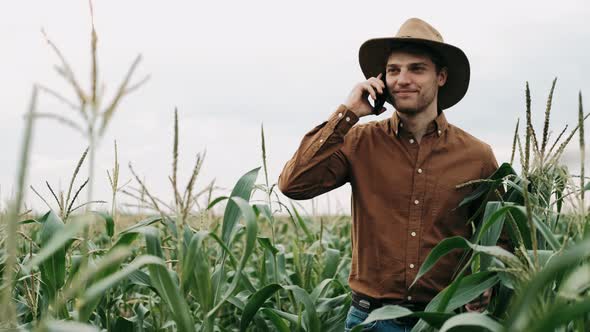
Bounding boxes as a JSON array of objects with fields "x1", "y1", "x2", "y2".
[{"x1": 278, "y1": 105, "x2": 359, "y2": 200}]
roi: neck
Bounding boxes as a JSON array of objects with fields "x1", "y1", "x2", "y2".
[{"x1": 396, "y1": 102, "x2": 439, "y2": 143}]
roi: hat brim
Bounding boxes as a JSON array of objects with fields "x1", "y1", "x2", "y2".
[{"x1": 359, "y1": 37, "x2": 470, "y2": 110}]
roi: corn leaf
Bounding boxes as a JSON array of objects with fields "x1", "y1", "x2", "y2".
[
  {"x1": 143, "y1": 227, "x2": 195, "y2": 332},
  {"x1": 240, "y1": 283, "x2": 283, "y2": 332},
  {"x1": 438, "y1": 312, "x2": 502, "y2": 332},
  {"x1": 411, "y1": 236, "x2": 517, "y2": 288}
]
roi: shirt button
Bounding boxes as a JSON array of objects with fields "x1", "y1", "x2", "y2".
[
  {"x1": 407, "y1": 296, "x2": 412, "y2": 301},
  {"x1": 338, "y1": 113, "x2": 343, "y2": 118},
  {"x1": 417, "y1": 168, "x2": 423, "y2": 174},
  {"x1": 437, "y1": 129, "x2": 442, "y2": 135},
  {"x1": 410, "y1": 264, "x2": 415, "y2": 269},
  {"x1": 414, "y1": 199, "x2": 419, "y2": 205},
  {"x1": 346, "y1": 116, "x2": 351, "y2": 122},
  {"x1": 411, "y1": 231, "x2": 416, "y2": 237},
  {"x1": 409, "y1": 138, "x2": 415, "y2": 144},
  {"x1": 319, "y1": 139, "x2": 323, "y2": 143}
]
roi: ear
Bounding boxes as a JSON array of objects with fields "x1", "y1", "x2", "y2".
[{"x1": 437, "y1": 67, "x2": 448, "y2": 87}]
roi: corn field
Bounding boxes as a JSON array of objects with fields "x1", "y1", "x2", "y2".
[{"x1": 2, "y1": 4, "x2": 590, "y2": 332}]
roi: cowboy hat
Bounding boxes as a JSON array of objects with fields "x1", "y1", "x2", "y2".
[{"x1": 358, "y1": 17, "x2": 470, "y2": 110}]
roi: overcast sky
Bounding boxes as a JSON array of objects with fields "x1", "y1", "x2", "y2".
[{"x1": 1, "y1": 0, "x2": 589, "y2": 216}]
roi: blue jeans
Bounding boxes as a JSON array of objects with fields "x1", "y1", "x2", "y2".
[{"x1": 344, "y1": 306, "x2": 415, "y2": 332}]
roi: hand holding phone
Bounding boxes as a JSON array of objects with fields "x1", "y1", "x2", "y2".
[
  {"x1": 372, "y1": 73, "x2": 388, "y2": 115},
  {"x1": 343, "y1": 73, "x2": 388, "y2": 117}
]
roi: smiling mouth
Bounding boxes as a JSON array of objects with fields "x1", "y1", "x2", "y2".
[{"x1": 395, "y1": 91, "x2": 416, "y2": 96}]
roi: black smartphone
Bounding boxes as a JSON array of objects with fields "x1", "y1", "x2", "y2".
[{"x1": 372, "y1": 73, "x2": 388, "y2": 115}]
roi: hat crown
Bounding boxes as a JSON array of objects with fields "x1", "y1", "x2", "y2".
[{"x1": 395, "y1": 18, "x2": 444, "y2": 43}]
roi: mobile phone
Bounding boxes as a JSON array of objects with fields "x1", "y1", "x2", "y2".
[{"x1": 372, "y1": 73, "x2": 388, "y2": 115}]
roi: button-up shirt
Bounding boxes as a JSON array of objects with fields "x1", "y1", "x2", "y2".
[{"x1": 278, "y1": 104, "x2": 499, "y2": 305}]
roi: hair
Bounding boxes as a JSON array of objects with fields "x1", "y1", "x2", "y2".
[{"x1": 386, "y1": 43, "x2": 447, "y2": 74}]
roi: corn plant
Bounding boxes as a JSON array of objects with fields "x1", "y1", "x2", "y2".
[
  {"x1": 34, "y1": 0, "x2": 149, "y2": 206},
  {"x1": 352, "y1": 80, "x2": 590, "y2": 332}
]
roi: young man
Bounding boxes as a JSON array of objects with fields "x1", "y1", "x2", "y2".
[{"x1": 278, "y1": 18, "x2": 498, "y2": 331}]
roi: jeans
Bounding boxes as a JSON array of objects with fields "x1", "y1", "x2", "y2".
[{"x1": 344, "y1": 305, "x2": 415, "y2": 332}]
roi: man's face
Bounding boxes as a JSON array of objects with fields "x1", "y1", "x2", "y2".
[{"x1": 385, "y1": 51, "x2": 447, "y2": 115}]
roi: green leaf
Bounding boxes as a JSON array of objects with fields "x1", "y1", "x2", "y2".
[
  {"x1": 526, "y1": 297, "x2": 590, "y2": 332},
  {"x1": 220, "y1": 167, "x2": 260, "y2": 245},
  {"x1": 18, "y1": 218, "x2": 38, "y2": 225},
  {"x1": 208, "y1": 196, "x2": 258, "y2": 318},
  {"x1": 509, "y1": 238, "x2": 590, "y2": 330},
  {"x1": 412, "y1": 272, "x2": 500, "y2": 331},
  {"x1": 36, "y1": 211, "x2": 67, "y2": 303},
  {"x1": 411, "y1": 236, "x2": 517, "y2": 288},
  {"x1": 118, "y1": 215, "x2": 162, "y2": 235},
  {"x1": 458, "y1": 162, "x2": 515, "y2": 208},
  {"x1": 559, "y1": 262, "x2": 590, "y2": 298},
  {"x1": 253, "y1": 203, "x2": 273, "y2": 224},
  {"x1": 257, "y1": 237, "x2": 279, "y2": 255},
  {"x1": 92, "y1": 211, "x2": 114, "y2": 237},
  {"x1": 352, "y1": 305, "x2": 453, "y2": 332},
  {"x1": 310, "y1": 278, "x2": 344, "y2": 303},
  {"x1": 78, "y1": 254, "x2": 162, "y2": 321},
  {"x1": 208, "y1": 231, "x2": 256, "y2": 293},
  {"x1": 206, "y1": 195, "x2": 229, "y2": 210},
  {"x1": 127, "y1": 269, "x2": 153, "y2": 289},
  {"x1": 284, "y1": 285, "x2": 320, "y2": 332},
  {"x1": 321, "y1": 248, "x2": 340, "y2": 279},
  {"x1": 184, "y1": 231, "x2": 213, "y2": 314},
  {"x1": 475, "y1": 204, "x2": 531, "y2": 249},
  {"x1": 291, "y1": 203, "x2": 314, "y2": 243},
  {"x1": 260, "y1": 308, "x2": 290, "y2": 332},
  {"x1": 266, "y1": 308, "x2": 300, "y2": 325},
  {"x1": 478, "y1": 202, "x2": 505, "y2": 247},
  {"x1": 532, "y1": 214, "x2": 560, "y2": 251},
  {"x1": 356, "y1": 305, "x2": 412, "y2": 327},
  {"x1": 143, "y1": 227, "x2": 195, "y2": 332},
  {"x1": 240, "y1": 283, "x2": 283, "y2": 332},
  {"x1": 439, "y1": 312, "x2": 503, "y2": 332},
  {"x1": 315, "y1": 293, "x2": 349, "y2": 313}
]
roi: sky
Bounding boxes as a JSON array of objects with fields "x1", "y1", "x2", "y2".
[{"x1": 1, "y1": 0, "x2": 589, "y2": 217}]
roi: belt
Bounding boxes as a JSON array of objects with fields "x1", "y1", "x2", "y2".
[{"x1": 351, "y1": 291, "x2": 425, "y2": 326}]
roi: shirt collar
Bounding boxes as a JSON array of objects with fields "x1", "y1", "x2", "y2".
[{"x1": 389, "y1": 108, "x2": 449, "y2": 137}]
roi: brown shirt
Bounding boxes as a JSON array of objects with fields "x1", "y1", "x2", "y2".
[{"x1": 278, "y1": 104, "x2": 499, "y2": 305}]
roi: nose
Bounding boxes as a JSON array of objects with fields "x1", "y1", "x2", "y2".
[{"x1": 397, "y1": 68, "x2": 411, "y2": 86}]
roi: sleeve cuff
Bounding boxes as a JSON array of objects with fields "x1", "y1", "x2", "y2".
[{"x1": 331, "y1": 104, "x2": 359, "y2": 134}]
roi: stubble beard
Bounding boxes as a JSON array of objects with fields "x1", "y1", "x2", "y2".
[{"x1": 391, "y1": 85, "x2": 437, "y2": 115}]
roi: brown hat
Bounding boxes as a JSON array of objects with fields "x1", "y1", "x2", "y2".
[{"x1": 358, "y1": 18, "x2": 470, "y2": 110}]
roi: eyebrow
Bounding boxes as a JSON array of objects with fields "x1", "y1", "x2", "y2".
[{"x1": 387, "y1": 62, "x2": 429, "y2": 68}]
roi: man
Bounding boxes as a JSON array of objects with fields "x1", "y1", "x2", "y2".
[{"x1": 278, "y1": 18, "x2": 498, "y2": 331}]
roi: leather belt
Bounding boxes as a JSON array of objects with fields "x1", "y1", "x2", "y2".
[{"x1": 351, "y1": 291, "x2": 425, "y2": 326}]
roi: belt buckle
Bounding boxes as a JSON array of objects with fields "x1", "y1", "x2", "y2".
[{"x1": 358, "y1": 299, "x2": 371, "y2": 310}]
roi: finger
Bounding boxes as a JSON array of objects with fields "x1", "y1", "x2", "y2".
[
  {"x1": 368, "y1": 77, "x2": 385, "y2": 91},
  {"x1": 363, "y1": 83, "x2": 377, "y2": 100},
  {"x1": 371, "y1": 80, "x2": 384, "y2": 94}
]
